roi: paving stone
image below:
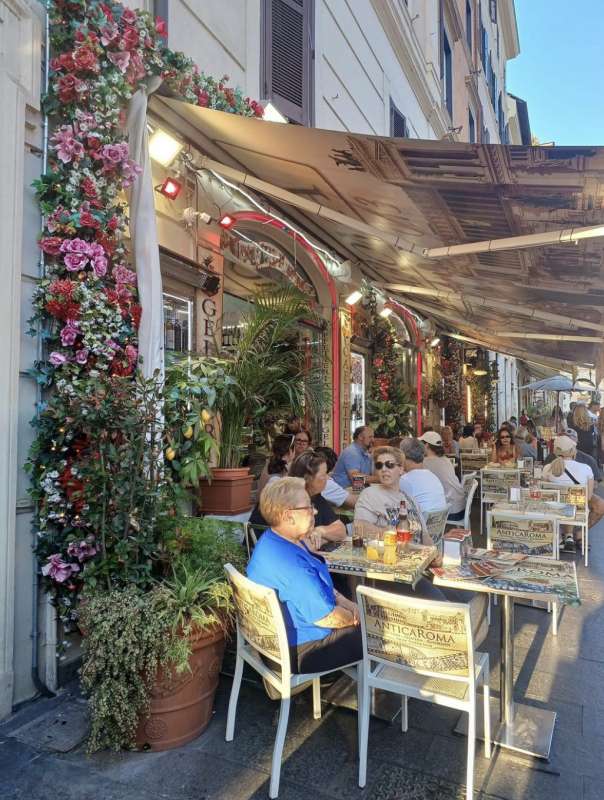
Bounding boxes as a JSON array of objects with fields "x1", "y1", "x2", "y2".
[{"x1": 10, "y1": 698, "x2": 88, "y2": 753}]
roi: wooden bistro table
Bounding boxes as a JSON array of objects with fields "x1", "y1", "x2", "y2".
[
  {"x1": 320, "y1": 540, "x2": 437, "y2": 720},
  {"x1": 432, "y1": 553, "x2": 580, "y2": 759}
]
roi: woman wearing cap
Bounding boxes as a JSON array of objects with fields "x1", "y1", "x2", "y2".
[
  {"x1": 490, "y1": 427, "x2": 520, "y2": 465},
  {"x1": 421, "y1": 432, "x2": 466, "y2": 521},
  {"x1": 542, "y1": 434, "x2": 604, "y2": 549}
]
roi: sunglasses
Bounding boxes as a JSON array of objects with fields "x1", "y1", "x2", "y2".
[
  {"x1": 375, "y1": 460, "x2": 397, "y2": 470},
  {"x1": 295, "y1": 438, "x2": 310, "y2": 444},
  {"x1": 500, "y1": 435, "x2": 511, "y2": 440}
]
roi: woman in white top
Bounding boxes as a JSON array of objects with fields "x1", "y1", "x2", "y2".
[
  {"x1": 458, "y1": 423, "x2": 478, "y2": 452},
  {"x1": 542, "y1": 435, "x2": 599, "y2": 549}
]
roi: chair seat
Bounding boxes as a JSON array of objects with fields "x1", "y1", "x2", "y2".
[{"x1": 373, "y1": 653, "x2": 488, "y2": 703}]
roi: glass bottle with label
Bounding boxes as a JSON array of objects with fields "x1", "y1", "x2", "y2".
[{"x1": 396, "y1": 499, "x2": 412, "y2": 553}]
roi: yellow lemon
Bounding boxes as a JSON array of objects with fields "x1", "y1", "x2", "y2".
[
  {"x1": 200, "y1": 409, "x2": 211, "y2": 424},
  {"x1": 165, "y1": 447, "x2": 176, "y2": 461},
  {"x1": 183, "y1": 426, "x2": 193, "y2": 439}
]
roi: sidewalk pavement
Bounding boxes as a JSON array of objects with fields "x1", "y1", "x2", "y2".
[{"x1": 2, "y1": 516, "x2": 604, "y2": 800}]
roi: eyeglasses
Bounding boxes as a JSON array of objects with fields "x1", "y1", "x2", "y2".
[
  {"x1": 375, "y1": 460, "x2": 397, "y2": 470},
  {"x1": 289, "y1": 506, "x2": 317, "y2": 514},
  {"x1": 295, "y1": 438, "x2": 310, "y2": 444}
]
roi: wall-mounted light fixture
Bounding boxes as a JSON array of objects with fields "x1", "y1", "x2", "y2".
[
  {"x1": 430, "y1": 337, "x2": 441, "y2": 347},
  {"x1": 379, "y1": 307, "x2": 393, "y2": 318},
  {"x1": 345, "y1": 290, "x2": 363, "y2": 305},
  {"x1": 155, "y1": 177, "x2": 182, "y2": 200},
  {"x1": 149, "y1": 129, "x2": 184, "y2": 167},
  {"x1": 218, "y1": 214, "x2": 236, "y2": 229}
]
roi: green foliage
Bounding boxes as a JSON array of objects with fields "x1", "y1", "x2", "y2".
[
  {"x1": 188, "y1": 287, "x2": 328, "y2": 468},
  {"x1": 366, "y1": 393, "x2": 414, "y2": 437}
]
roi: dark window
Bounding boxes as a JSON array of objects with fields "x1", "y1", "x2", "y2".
[
  {"x1": 489, "y1": 0, "x2": 497, "y2": 24},
  {"x1": 480, "y1": 22, "x2": 488, "y2": 71},
  {"x1": 497, "y1": 92, "x2": 504, "y2": 141},
  {"x1": 442, "y1": 30, "x2": 453, "y2": 118},
  {"x1": 468, "y1": 107, "x2": 476, "y2": 143},
  {"x1": 163, "y1": 293, "x2": 192, "y2": 354},
  {"x1": 466, "y1": 1, "x2": 472, "y2": 50},
  {"x1": 390, "y1": 99, "x2": 409, "y2": 138},
  {"x1": 488, "y1": 53, "x2": 496, "y2": 103},
  {"x1": 262, "y1": 0, "x2": 314, "y2": 125}
]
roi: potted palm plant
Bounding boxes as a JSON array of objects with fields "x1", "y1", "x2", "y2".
[{"x1": 196, "y1": 287, "x2": 326, "y2": 515}]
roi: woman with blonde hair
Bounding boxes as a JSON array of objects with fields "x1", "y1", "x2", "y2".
[
  {"x1": 542, "y1": 434, "x2": 604, "y2": 548},
  {"x1": 569, "y1": 404, "x2": 597, "y2": 459}
]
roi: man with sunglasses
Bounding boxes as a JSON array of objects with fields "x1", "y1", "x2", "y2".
[{"x1": 247, "y1": 477, "x2": 362, "y2": 673}]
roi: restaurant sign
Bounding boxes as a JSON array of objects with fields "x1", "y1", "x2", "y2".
[
  {"x1": 221, "y1": 230, "x2": 316, "y2": 299},
  {"x1": 362, "y1": 599, "x2": 470, "y2": 677},
  {"x1": 488, "y1": 513, "x2": 557, "y2": 556}
]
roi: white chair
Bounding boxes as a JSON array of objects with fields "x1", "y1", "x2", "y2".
[
  {"x1": 224, "y1": 564, "x2": 362, "y2": 799},
  {"x1": 446, "y1": 478, "x2": 478, "y2": 531},
  {"x1": 541, "y1": 481, "x2": 589, "y2": 566},
  {"x1": 420, "y1": 507, "x2": 449, "y2": 551},
  {"x1": 462, "y1": 471, "x2": 478, "y2": 491},
  {"x1": 356, "y1": 585, "x2": 491, "y2": 799}
]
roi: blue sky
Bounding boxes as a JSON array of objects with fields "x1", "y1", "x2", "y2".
[{"x1": 507, "y1": 1, "x2": 604, "y2": 145}]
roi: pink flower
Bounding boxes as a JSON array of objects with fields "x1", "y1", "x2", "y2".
[
  {"x1": 49, "y1": 351, "x2": 67, "y2": 366},
  {"x1": 64, "y1": 252, "x2": 88, "y2": 271},
  {"x1": 50, "y1": 125, "x2": 84, "y2": 164},
  {"x1": 42, "y1": 554, "x2": 79, "y2": 583},
  {"x1": 61, "y1": 238, "x2": 91, "y2": 255},
  {"x1": 60, "y1": 319, "x2": 80, "y2": 346},
  {"x1": 113, "y1": 264, "x2": 136, "y2": 285},
  {"x1": 122, "y1": 159, "x2": 142, "y2": 187},
  {"x1": 74, "y1": 110, "x2": 97, "y2": 133},
  {"x1": 100, "y1": 142, "x2": 129, "y2": 167},
  {"x1": 121, "y1": 8, "x2": 137, "y2": 24},
  {"x1": 125, "y1": 344, "x2": 138, "y2": 364},
  {"x1": 67, "y1": 539, "x2": 97, "y2": 562},
  {"x1": 46, "y1": 206, "x2": 67, "y2": 233},
  {"x1": 92, "y1": 255, "x2": 108, "y2": 277},
  {"x1": 75, "y1": 348, "x2": 89, "y2": 365},
  {"x1": 100, "y1": 24, "x2": 119, "y2": 46},
  {"x1": 107, "y1": 50, "x2": 130, "y2": 72}
]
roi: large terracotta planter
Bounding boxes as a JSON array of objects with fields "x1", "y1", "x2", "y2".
[
  {"x1": 136, "y1": 626, "x2": 225, "y2": 752},
  {"x1": 372, "y1": 437, "x2": 390, "y2": 448},
  {"x1": 198, "y1": 467, "x2": 254, "y2": 515}
]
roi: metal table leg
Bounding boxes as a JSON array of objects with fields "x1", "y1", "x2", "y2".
[{"x1": 455, "y1": 593, "x2": 557, "y2": 759}]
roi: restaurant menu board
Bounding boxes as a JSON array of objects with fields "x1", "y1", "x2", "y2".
[
  {"x1": 362, "y1": 598, "x2": 470, "y2": 677},
  {"x1": 323, "y1": 543, "x2": 437, "y2": 587},
  {"x1": 433, "y1": 556, "x2": 580, "y2": 607},
  {"x1": 488, "y1": 513, "x2": 556, "y2": 556},
  {"x1": 481, "y1": 469, "x2": 520, "y2": 501},
  {"x1": 230, "y1": 581, "x2": 281, "y2": 660},
  {"x1": 461, "y1": 452, "x2": 489, "y2": 473}
]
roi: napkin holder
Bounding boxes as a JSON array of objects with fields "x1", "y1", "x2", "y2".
[{"x1": 443, "y1": 529, "x2": 472, "y2": 566}]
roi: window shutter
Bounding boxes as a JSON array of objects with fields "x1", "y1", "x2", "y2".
[
  {"x1": 390, "y1": 101, "x2": 409, "y2": 138},
  {"x1": 263, "y1": 0, "x2": 314, "y2": 125},
  {"x1": 489, "y1": 0, "x2": 497, "y2": 24}
]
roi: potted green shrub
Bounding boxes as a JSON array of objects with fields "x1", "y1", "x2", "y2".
[
  {"x1": 366, "y1": 389, "x2": 414, "y2": 442},
  {"x1": 79, "y1": 516, "x2": 247, "y2": 752},
  {"x1": 195, "y1": 287, "x2": 326, "y2": 515}
]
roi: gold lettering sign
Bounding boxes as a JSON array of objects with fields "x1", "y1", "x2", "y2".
[
  {"x1": 489, "y1": 514, "x2": 556, "y2": 556},
  {"x1": 231, "y1": 582, "x2": 281, "y2": 660},
  {"x1": 363, "y1": 601, "x2": 469, "y2": 676}
]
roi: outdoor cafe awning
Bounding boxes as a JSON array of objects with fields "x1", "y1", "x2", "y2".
[{"x1": 152, "y1": 96, "x2": 604, "y2": 376}]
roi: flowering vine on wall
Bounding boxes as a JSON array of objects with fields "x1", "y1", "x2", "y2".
[{"x1": 28, "y1": 0, "x2": 262, "y2": 608}]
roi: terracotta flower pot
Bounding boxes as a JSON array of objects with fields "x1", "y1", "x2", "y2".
[
  {"x1": 198, "y1": 467, "x2": 254, "y2": 515},
  {"x1": 136, "y1": 625, "x2": 226, "y2": 752},
  {"x1": 372, "y1": 437, "x2": 390, "y2": 447}
]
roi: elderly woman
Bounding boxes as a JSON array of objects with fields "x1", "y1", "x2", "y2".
[
  {"x1": 440, "y1": 425, "x2": 459, "y2": 457},
  {"x1": 247, "y1": 477, "x2": 361, "y2": 673},
  {"x1": 490, "y1": 427, "x2": 520, "y2": 465},
  {"x1": 542, "y1": 434, "x2": 604, "y2": 548}
]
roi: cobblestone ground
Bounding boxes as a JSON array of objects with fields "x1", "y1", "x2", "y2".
[{"x1": 2, "y1": 511, "x2": 604, "y2": 800}]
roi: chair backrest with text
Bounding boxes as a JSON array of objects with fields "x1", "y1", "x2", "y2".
[
  {"x1": 540, "y1": 481, "x2": 588, "y2": 512},
  {"x1": 487, "y1": 511, "x2": 558, "y2": 558},
  {"x1": 357, "y1": 585, "x2": 474, "y2": 682},
  {"x1": 421, "y1": 508, "x2": 449, "y2": 550},
  {"x1": 481, "y1": 468, "x2": 520, "y2": 503},
  {"x1": 224, "y1": 564, "x2": 289, "y2": 669}
]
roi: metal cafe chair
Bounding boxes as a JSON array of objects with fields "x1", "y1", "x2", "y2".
[
  {"x1": 446, "y1": 478, "x2": 479, "y2": 532},
  {"x1": 224, "y1": 564, "x2": 362, "y2": 799},
  {"x1": 540, "y1": 481, "x2": 590, "y2": 566},
  {"x1": 356, "y1": 585, "x2": 491, "y2": 800}
]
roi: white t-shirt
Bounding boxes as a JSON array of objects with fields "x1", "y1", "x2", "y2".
[
  {"x1": 354, "y1": 485, "x2": 406, "y2": 528},
  {"x1": 322, "y1": 476, "x2": 349, "y2": 507},
  {"x1": 424, "y1": 455, "x2": 465, "y2": 514},
  {"x1": 399, "y1": 468, "x2": 447, "y2": 515},
  {"x1": 542, "y1": 459, "x2": 593, "y2": 486},
  {"x1": 459, "y1": 436, "x2": 478, "y2": 451}
]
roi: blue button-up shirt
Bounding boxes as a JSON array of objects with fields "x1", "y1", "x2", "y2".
[
  {"x1": 247, "y1": 529, "x2": 336, "y2": 646},
  {"x1": 331, "y1": 442, "x2": 373, "y2": 487}
]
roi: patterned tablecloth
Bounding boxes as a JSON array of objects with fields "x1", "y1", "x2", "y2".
[
  {"x1": 432, "y1": 553, "x2": 580, "y2": 606},
  {"x1": 323, "y1": 542, "x2": 437, "y2": 588}
]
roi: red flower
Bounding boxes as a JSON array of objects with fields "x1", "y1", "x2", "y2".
[
  {"x1": 130, "y1": 304, "x2": 142, "y2": 328},
  {"x1": 51, "y1": 52, "x2": 76, "y2": 72},
  {"x1": 79, "y1": 211, "x2": 99, "y2": 229},
  {"x1": 87, "y1": 135, "x2": 102, "y2": 152},
  {"x1": 46, "y1": 299, "x2": 80, "y2": 321},
  {"x1": 81, "y1": 177, "x2": 97, "y2": 198},
  {"x1": 57, "y1": 74, "x2": 86, "y2": 103},
  {"x1": 107, "y1": 215, "x2": 119, "y2": 231},
  {"x1": 39, "y1": 236, "x2": 64, "y2": 255},
  {"x1": 197, "y1": 90, "x2": 209, "y2": 107},
  {"x1": 73, "y1": 45, "x2": 99, "y2": 73},
  {"x1": 155, "y1": 17, "x2": 168, "y2": 36},
  {"x1": 121, "y1": 27, "x2": 140, "y2": 50},
  {"x1": 49, "y1": 279, "x2": 76, "y2": 298},
  {"x1": 121, "y1": 8, "x2": 137, "y2": 24}
]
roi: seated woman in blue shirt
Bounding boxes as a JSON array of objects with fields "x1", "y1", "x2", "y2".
[{"x1": 247, "y1": 477, "x2": 362, "y2": 674}]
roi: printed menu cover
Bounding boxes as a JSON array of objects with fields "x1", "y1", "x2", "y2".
[{"x1": 323, "y1": 543, "x2": 437, "y2": 587}]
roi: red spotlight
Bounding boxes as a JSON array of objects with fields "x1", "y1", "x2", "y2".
[
  {"x1": 218, "y1": 214, "x2": 236, "y2": 229},
  {"x1": 156, "y1": 177, "x2": 182, "y2": 200}
]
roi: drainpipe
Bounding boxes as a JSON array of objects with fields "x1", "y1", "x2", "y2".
[
  {"x1": 223, "y1": 211, "x2": 342, "y2": 451},
  {"x1": 31, "y1": 1, "x2": 55, "y2": 699}
]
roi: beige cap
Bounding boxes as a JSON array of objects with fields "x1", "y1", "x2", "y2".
[
  {"x1": 554, "y1": 435, "x2": 576, "y2": 452},
  {"x1": 419, "y1": 431, "x2": 443, "y2": 446}
]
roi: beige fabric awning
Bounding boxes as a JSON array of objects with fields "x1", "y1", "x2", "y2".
[{"x1": 152, "y1": 96, "x2": 604, "y2": 372}]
